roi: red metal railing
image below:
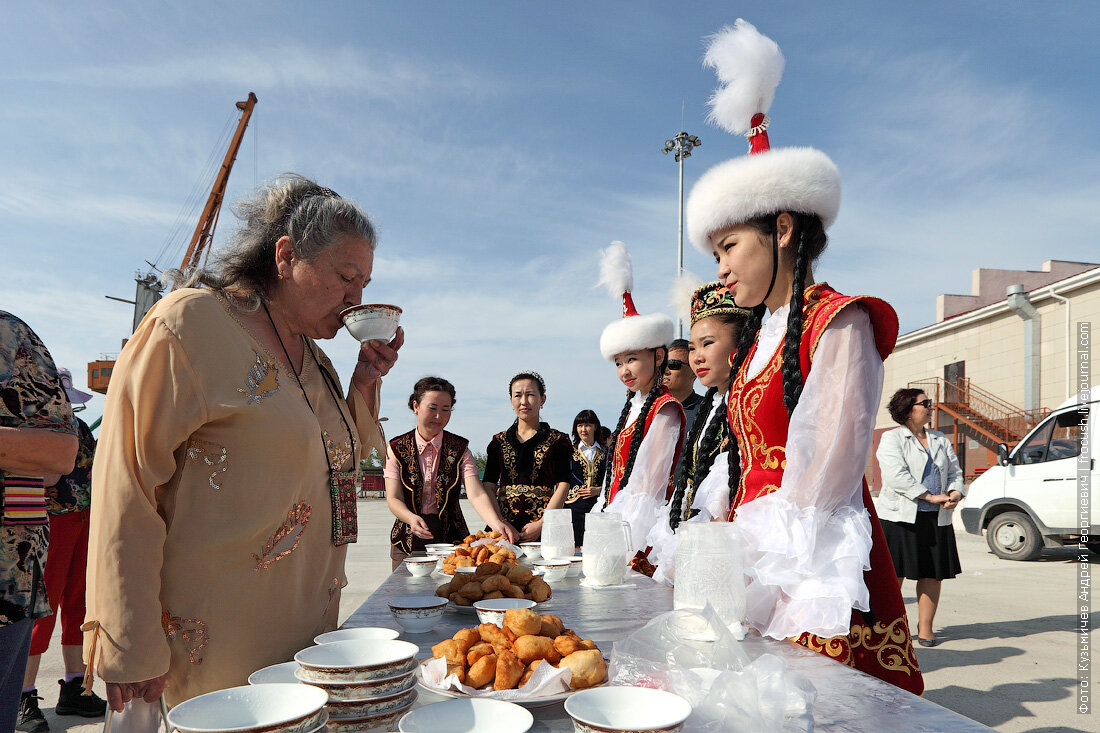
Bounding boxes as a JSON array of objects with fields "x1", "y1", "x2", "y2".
[{"x1": 907, "y1": 377, "x2": 1048, "y2": 446}]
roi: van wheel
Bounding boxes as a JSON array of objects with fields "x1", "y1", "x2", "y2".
[{"x1": 986, "y1": 512, "x2": 1043, "y2": 561}]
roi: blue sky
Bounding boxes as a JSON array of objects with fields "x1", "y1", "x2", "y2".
[{"x1": 3, "y1": 1, "x2": 1098, "y2": 451}]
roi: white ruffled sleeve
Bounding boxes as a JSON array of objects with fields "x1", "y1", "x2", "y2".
[
  {"x1": 736, "y1": 305, "x2": 882, "y2": 640},
  {"x1": 604, "y1": 400, "x2": 682, "y2": 554},
  {"x1": 690, "y1": 451, "x2": 731, "y2": 522}
]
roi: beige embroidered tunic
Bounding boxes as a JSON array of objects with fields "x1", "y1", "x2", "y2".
[{"x1": 84, "y1": 289, "x2": 385, "y2": 705}]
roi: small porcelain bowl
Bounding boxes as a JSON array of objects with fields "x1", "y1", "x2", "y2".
[
  {"x1": 326, "y1": 700, "x2": 414, "y2": 733},
  {"x1": 519, "y1": 542, "x2": 542, "y2": 560},
  {"x1": 453, "y1": 566, "x2": 477, "y2": 576},
  {"x1": 167, "y1": 683, "x2": 327, "y2": 733},
  {"x1": 324, "y1": 686, "x2": 416, "y2": 720},
  {"x1": 566, "y1": 556, "x2": 584, "y2": 577},
  {"x1": 341, "y1": 303, "x2": 402, "y2": 343},
  {"x1": 472, "y1": 598, "x2": 537, "y2": 628},
  {"x1": 388, "y1": 595, "x2": 448, "y2": 634},
  {"x1": 247, "y1": 661, "x2": 301, "y2": 686},
  {"x1": 313, "y1": 627, "x2": 400, "y2": 645},
  {"x1": 293, "y1": 668, "x2": 415, "y2": 702},
  {"x1": 399, "y1": 697, "x2": 534, "y2": 732},
  {"x1": 532, "y1": 559, "x2": 570, "y2": 582},
  {"x1": 294, "y1": 639, "x2": 419, "y2": 683},
  {"x1": 404, "y1": 556, "x2": 438, "y2": 577},
  {"x1": 564, "y1": 686, "x2": 692, "y2": 733},
  {"x1": 425, "y1": 543, "x2": 455, "y2": 553}
]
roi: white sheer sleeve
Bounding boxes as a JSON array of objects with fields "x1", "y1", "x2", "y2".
[
  {"x1": 605, "y1": 400, "x2": 682, "y2": 554},
  {"x1": 736, "y1": 305, "x2": 883, "y2": 640},
  {"x1": 691, "y1": 451, "x2": 731, "y2": 522}
]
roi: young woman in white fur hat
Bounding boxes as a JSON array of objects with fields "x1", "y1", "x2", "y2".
[
  {"x1": 590, "y1": 241, "x2": 685, "y2": 575},
  {"x1": 685, "y1": 20, "x2": 922, "y2": 694}
]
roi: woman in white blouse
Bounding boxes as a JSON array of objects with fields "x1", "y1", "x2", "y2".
[
  {"x1": 680, "y1": 21, "x2": 923, "y2": 693},
  {"x1": 876, "y1": 388, "x2": 964, "y2": 647}
]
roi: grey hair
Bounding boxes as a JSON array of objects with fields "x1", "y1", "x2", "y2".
[{"x1": 167, "y1": 173, "x2": 377, "y2": 311}]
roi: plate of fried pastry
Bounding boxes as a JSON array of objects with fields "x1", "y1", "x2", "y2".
[
  {"x1": 416, "y1": 608, "x2": 607, "y2": 708},
  {"x1": 435, "y1": 560, "x2": 552, "y2": 614}
]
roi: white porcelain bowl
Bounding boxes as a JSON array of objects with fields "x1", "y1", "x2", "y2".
[
  {"x1": 404, "y1": 556, "x2": 438, "y2": 577},
  {"x1": 519, "y1": 542, "x2": 542, "y2": 560},
  {"x1": 564, "y1": 686, "x2": 692, "y2": 733},
  {"x1": 341, "y1": 303, "x2": 401, "y2": 343},
  {"x1": 324, "y1": 686, "x2": 416, "y2": 720},
  {"x1": 453, "y1": 566, "x2": 477, "y2": 576},
  {"x1": 294, "y1": 639, "x2": 419, "y2": 683},
  {"x1": 293, "y1": 667, "x2": 415, "y2": 702},
  {"x1": 532, "y1": 559, "x2": 571, "y2": 582},
  {"x1": 567, "y1": 556, "x2": 584, "y2": 577},
  {"x1": 472, "y1": 598, "x2": 537, "y2": 628},
  {"x1": 313, "y1": 627, "x2": 401, "y2": 645},
  {"x1": 167, "y1": 683, "x2": 327, "y2": 733},
  {"x1": 327, "y1": 700, "x2": 414, "y2": 733},
  {"x1": 399, "y1": 698, "x2": 534, "y2": 733},
  {"x1": 247, "y1": 661, "x2": 301, "y2": 686},
  {"x1": 388, "y1": 595, "x2": 448, "y2": 634},
  {"x1": 425, "y1": 543, "x2": 455, "y2": 553}
]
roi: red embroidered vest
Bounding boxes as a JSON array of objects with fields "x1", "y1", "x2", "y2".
[
  {"x1": 388, "y1": 430, "x2": 470, "y2": 553},
  {"x1": 726, "y1": 283, "x2": 923, "y2": 696},
  {"x1": 607, "y1": 388, "x2": 685, "y2": 504}
]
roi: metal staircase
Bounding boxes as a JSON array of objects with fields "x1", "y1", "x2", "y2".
[{"x1": 907, "y1": 377, "x2": 1049, "y2": 447}]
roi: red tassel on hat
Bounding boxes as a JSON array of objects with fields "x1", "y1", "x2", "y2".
[{"x1": 747, "y1": 112, "x2": 771, "y2": 154}]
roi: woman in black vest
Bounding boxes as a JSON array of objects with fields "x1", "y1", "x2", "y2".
[
  {"x1": 384, "y1": 376, "x2": 518, "y2": 569},
  {"x1": 482, "y1": 371, "x2": 572, "y2": 541},
  {"x1": 564, "y1": 409, "x2": 607, "y2": 546}
]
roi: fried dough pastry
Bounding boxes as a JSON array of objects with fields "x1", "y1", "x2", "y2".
[
  {"x1": 467, "y1": 652, "x2": 497, "y2": 688},
  {"x1": 553, "y1": 634, "x2": 584, "y2": 657},
  {"x1": 494, "y1": 649, "x2": 524, "y2": 690},
  {"x1": 477, "y1": 622, "x2": 517, "y2": 650},
  {"x1": 558, "y1": 649, "x2": 607, "y2": 689},
  {"x1": 539, "y1": 614, "x2": 564, "y2": 638},
  {"x1": 527, "y1": 578, "x2": 551, "y2": 602},
  {"x1": 474, "y1": 561, "x2": 502, "y2": 578},
  {"x1": 503, "y1": 608, "x2": 542, "y2": 637},
  {"x1": 481, "y1": 575, "x2": 511, "y2": 593},
  {"x1": 519, "y1": 659, "x2": 543, "y2": 687},
  {"x1": 466, "y1": 642, "x2": 495, "y2": 665},
  {"x1": 449, "y1": 592, "x2": 473, "y2": 607},
  {"x1": 506, "y1": 565, "x2": 533, "y2": 585},
  {"x1": 514, "y1": 634, "x2": 556, "y2": 665},
  {"x1": 446, "y1": 663, "x2": 466, "y2": 684},
  {"x1": 452, "y1": 628, "x2": 481, "y2": 654},
  {"x1": 457, "y1": 582, "x2": 484, "y2": 601}
]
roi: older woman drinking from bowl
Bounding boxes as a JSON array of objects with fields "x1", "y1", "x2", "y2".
[{"x1": 84, "y1": 174, "x2": 402, "y2": 709}]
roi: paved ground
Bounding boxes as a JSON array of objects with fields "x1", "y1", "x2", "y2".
[{"x1": 34, "y1": 500, "x2": 1095, "y2": 732}]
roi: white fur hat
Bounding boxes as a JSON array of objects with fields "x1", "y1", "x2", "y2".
[
  {"x1": 597, "y1": 241, "x2": 674, "y2": 361},
  {"x1": 686, "y1": 20, "x2": 841, "y2": 254}
]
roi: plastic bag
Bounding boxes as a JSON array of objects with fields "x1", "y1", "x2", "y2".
[{"x1": 608, "y1": 606, "x2": 816, "y2": 732}]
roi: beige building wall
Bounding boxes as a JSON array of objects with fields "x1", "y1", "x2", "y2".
[{"x1": 867, "y1": 269, "x2": 1100, "y2": 490}]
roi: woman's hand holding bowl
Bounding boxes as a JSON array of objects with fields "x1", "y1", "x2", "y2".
[{"x1": 352, "y1": 327, "x2": 404, "y2": 392}]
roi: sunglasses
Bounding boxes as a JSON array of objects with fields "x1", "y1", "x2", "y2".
[
  {"x1": 915, "y1": 399, "x2": 933, "y2": 409},
  {"x1": 667, "y1": 359, "x2": 685, "y2": 371}
]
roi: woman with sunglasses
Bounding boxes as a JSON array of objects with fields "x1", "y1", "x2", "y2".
[
  {"x1": 876, "y1": 389, "x2": 964, "y2": 647},
  {"x1": 683, "y1": 22, "x2": 922, "y2": 693}
]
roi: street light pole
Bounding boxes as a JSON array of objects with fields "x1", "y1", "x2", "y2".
[{"x1": 663, "y1": 131, "x2": 701, "y2": 338}]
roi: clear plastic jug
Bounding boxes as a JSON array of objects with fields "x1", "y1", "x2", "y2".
[{"x1": 581, "y1": 515, "x2": 633, "y2": 586}]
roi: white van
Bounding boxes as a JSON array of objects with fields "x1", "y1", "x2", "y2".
[{"x1": 961, "y1": 393, "x2": 1097, "y2": 560}]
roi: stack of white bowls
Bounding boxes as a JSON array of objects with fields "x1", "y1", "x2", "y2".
[{"x1": 294, "y1": 639, "x2": 420, "y2": 731}]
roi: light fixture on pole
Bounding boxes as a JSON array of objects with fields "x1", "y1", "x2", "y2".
[{"x1": 662, "y1": 131, "x2": 701, "y2": 338}]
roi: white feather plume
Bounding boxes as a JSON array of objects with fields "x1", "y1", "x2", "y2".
[
  {"x1": 597, "y1": 240, "x2": 633, "y2": 298},
  {"x1": 670, "y1": 270, "x2": 705, "y2": 323},
  {"x1": 703, "y1": 19, "x2": 785, "y2": 135}
]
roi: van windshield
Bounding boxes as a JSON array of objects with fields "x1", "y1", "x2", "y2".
[{"x1": 1015, "y1": 410, "x2": 1083, "y2": 464}]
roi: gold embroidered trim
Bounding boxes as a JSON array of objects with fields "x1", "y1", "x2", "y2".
[
  {"x1": 796, "y1": 630, "x2": 853, "y2": 666},
  {"x1": 323, "y1": 430, "x2": 353, "y2": 470},
  {"x1": 566, "y1": 445, "x2": 604, "y2": 503},
  {"x1": 161, "y1": 609, "x2": 209, "y2": 665},
  {"x1": 237, "y1": 349, "x2": 280, "y2": 405},
  {"x1": 252, "y1": 501, "x2": 312, "y2": 570},
  {"x1": 185, "y1": 438, "x2": 229, "y2": 490},
  {"x1": 850, "y1": 616, "x2": 922, "y2": 676}
]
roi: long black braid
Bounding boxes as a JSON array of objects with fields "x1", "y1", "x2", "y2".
[
  {"x1": 600, "y1": 349, "x2": 668, "y2": 504},
  {"x1": 725, "y1": 212, "x2": 829, "y2": 511},
  {"x1": 668, "y1": 385, "x2": 717, "y2": 530},
  {"x1": 725, "y1": 304, "x2": 766, "y2": 511}
]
